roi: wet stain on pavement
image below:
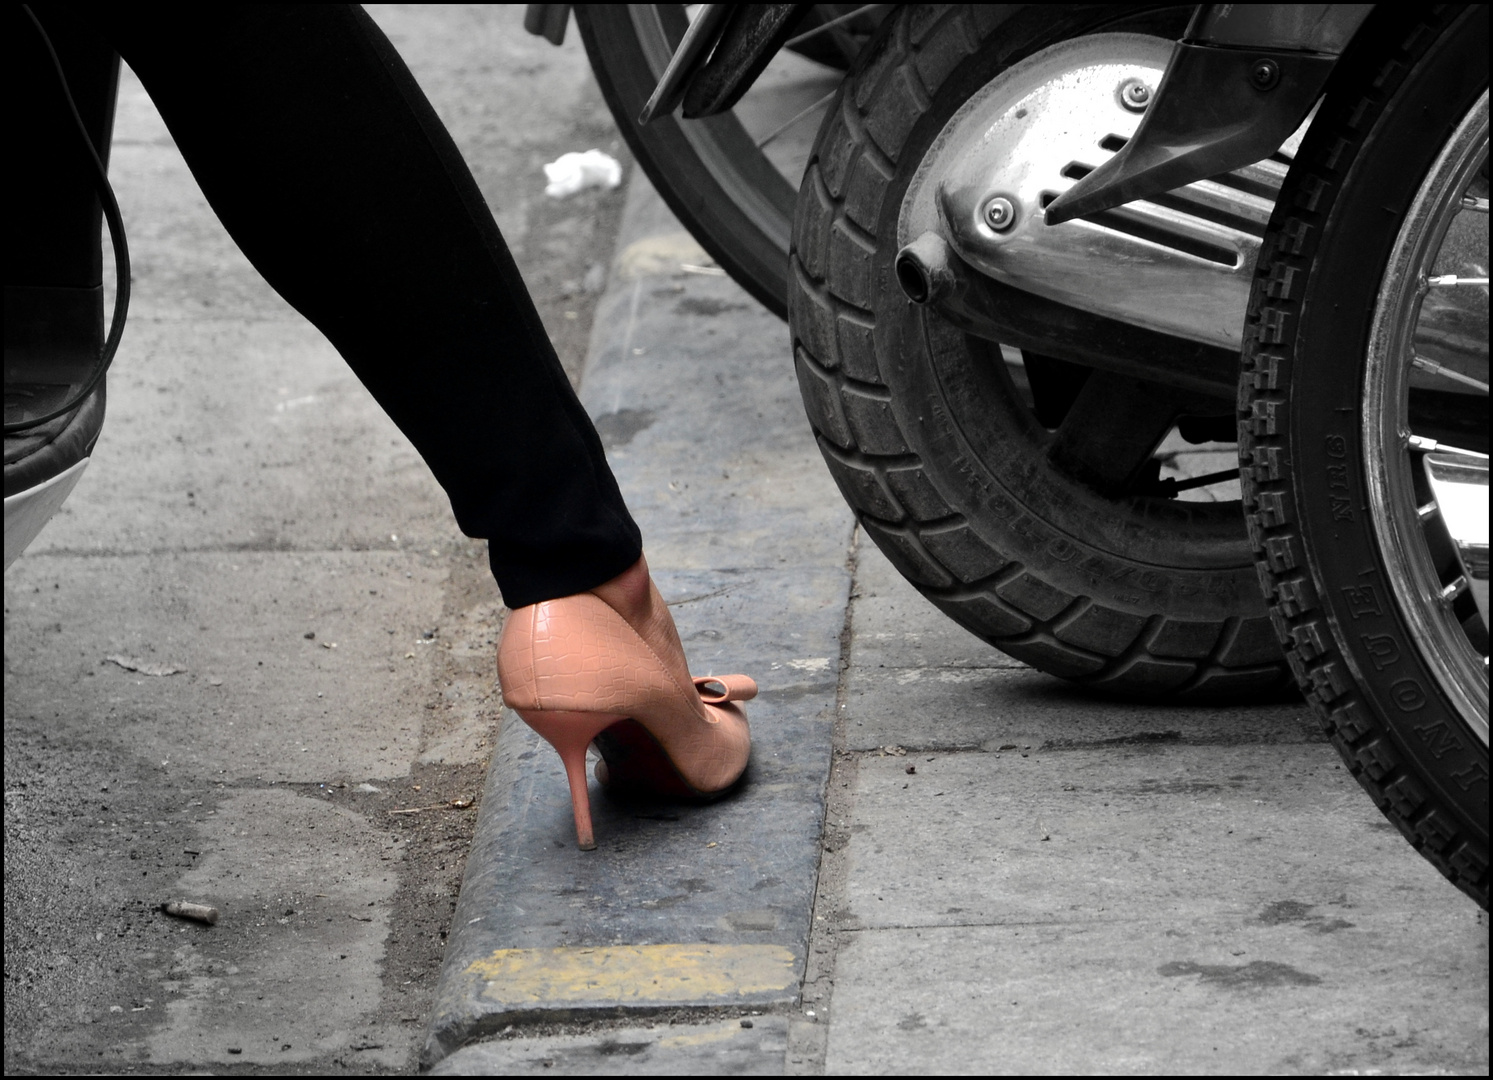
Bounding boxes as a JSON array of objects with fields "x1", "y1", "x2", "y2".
[
  {"x1": 595, "y1": 1040, "x2": 651, "y2": 1057},
  {"x1": 639, "y1": 894, "x2": 691, "y2": 910},
  {"x1": 1133, "y1": 779, "x2": 1225, "y2": 795},
  {"x1": 674, "y1": 296, "x2": 749, "y2": 317},
  {"x1": 1255, "y1": 899, "x2": 1355, "y2": 934},
  {"x1": 1158, "y1": 959, "x2": 1322, "y2": 989},
  {"x1": 723, "y1": 909, "x2": 778, "y2": 932},
  {"x1": 1258, "y1": 899, "x2": 1315, "y2": 924},
  {"x1": 594, "y1": 407, "x2": 656, "y2": 449}
]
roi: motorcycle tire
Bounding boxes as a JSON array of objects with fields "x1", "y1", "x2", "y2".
[
  {"x1": 1239, "y1": 4, "x2": 1489, "y2": 906},
  {"x1": 789, "y1": 4, "x2": 1291, "y2": 699},
  {"x1": 576, "y1": 5, "x2": 799, "y2": 319}
]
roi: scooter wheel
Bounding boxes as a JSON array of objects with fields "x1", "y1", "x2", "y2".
[
  {"x1": 789, "y1": 4, "x2": 1291, "y2": 700},
  {"x1": 1239, "y1": 5, "x2": 1489, "y2": 907}
]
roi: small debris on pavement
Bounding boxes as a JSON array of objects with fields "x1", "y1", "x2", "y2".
[
  {"x1": 105, "y1": 655, "x2": 183, "y2": 677},
  {"x1": 304, "y1": 631, "x2": 315, "y2": 639},
  {"x1": 741, "y1": 1018, "x2": 754, "y2": 1028},
  {"x1": 905, "y1": 765, "x2": 916, "y2": 775},
  {"x1": 386, "y1": 798, "x2": 474, "y2": 815},
  {"x1": 543, "y1": 149, "x2": 621, "y2": 198},
  {"x1": 162, "y1": 900, "x2": 219, "y2": 925}
]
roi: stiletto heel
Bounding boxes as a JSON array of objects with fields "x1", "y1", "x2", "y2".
[{"x1": 516, "y1": 709, "x2": 627, "y2": 850}]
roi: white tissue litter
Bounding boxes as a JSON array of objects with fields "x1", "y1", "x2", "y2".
[{"x1": 543, "y1": 149, "x2": 623, "y2": 198}]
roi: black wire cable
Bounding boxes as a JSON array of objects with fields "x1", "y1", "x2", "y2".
[{"x1": 6, "y1": 5, "x2": 131, "y2": 435}]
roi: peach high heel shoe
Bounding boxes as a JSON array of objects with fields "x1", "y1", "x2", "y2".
[{"x1": 496, "y1": 557, "x2": 756, "y2": 850}]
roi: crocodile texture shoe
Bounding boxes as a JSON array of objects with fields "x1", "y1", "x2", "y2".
[{"x1": 496, "y1": 557, "x2": 755, "y2": 849}]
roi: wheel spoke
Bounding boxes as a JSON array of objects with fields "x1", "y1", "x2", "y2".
[
  {"x1": 755, "y1": 89, "x2": 836, "y2": 148},
  {"x1": 1407, "y1": 433, "x2": 1490, "y2": 458},
  {"x1": 1412, "y1": 354, "x2": 1491, "y2": 392},
  {"x1": 1425, "y1": 273, "x2": 1491, "y2": 287},
  {"x1": 784, "y1": 4, "x2": 887, "y2": 49}
]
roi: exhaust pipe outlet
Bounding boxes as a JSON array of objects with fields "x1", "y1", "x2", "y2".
[{"x1": 895, "y1": 232, "x2": 958, "y2": 305}]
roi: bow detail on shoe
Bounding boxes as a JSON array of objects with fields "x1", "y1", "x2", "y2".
[{"x1": 694, "y1": 674, "x2": 758, "y2": 705}]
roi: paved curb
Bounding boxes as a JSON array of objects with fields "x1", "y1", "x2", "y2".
[
  {"x1": 429, "y1": 1016, "x2": 789, "y2": 1076},
  {"x1": 422, "y1": 174, "x2": 854, "y2": 1068}
]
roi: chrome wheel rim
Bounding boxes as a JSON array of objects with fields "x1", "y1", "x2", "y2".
[{"x1": 1363, "y1": 89, "x2": 1490, "y2": 745}]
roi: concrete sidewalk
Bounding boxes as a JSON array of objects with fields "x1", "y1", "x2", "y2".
[
  {"x1": 3, "y1": 10, "x2": 627, "y2": 1073},
  {"x1": 429, "y1": 172, "x2": 1489, "y2": 1075},
  {"x1": 813, "y1": 545, "x2": 1487, "y2": 1074}
]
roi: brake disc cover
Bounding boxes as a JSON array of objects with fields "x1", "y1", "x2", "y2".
[{"x1": 900, "y1": 33, "x2": 1293, "y2": 350}]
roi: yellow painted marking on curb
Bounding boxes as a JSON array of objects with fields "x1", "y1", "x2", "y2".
[{"x1": 464, "y1": 944, "x2": 795, "y2": 1006}]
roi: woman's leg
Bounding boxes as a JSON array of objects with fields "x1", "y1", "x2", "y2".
[{"x1": 95, "y1": 4, "x2": 641, "y2": 607}]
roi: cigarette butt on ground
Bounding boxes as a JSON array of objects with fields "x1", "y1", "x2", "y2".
[{"x1": 162, "y1": 900, "x2": 219, "y2": 925}]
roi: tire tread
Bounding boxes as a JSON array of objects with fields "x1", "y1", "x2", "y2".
[
  {"x1": 1238, "y1": 6, "x2": 1488, "y2": 905},
  {"x1": 791, "y1": 5, "x2": 1291, "y2": 700}
]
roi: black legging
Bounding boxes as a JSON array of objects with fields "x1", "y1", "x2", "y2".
[{"x1": 10, "y1": 5, "x2": 641, "y2": 608}]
